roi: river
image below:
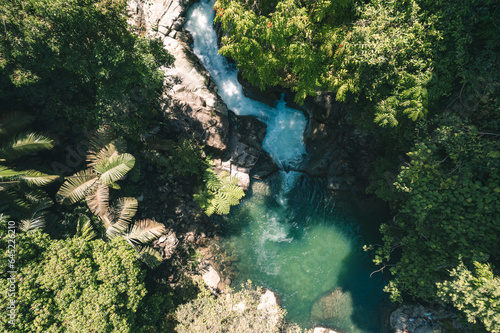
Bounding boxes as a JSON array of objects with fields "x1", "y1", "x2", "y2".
[{"x1": 185, "y1": 2, "x2": 390, "y2": 331}]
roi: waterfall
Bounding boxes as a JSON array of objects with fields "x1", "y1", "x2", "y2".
[
  {"x1": 184, "y1": 0, "x2": 307, "y2": 170},
  {"x1": 184, "y1": 3, "x2": 390, "y2": 332}
]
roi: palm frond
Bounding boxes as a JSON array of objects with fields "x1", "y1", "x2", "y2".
[
  {"x1": 87, "y1": 139, "x2": 127, "y2": 167},
  {"x1": 17, "y1": 189, "x2": 52, "y2": 231},
  {"x1": 19, "y1": 170, "x2": 59, "y2": 187},
  {"x1": 76, "y1": 215, "x2": 97, "y2": 241},
  {"x1": 86, "y1": 183, "x2": 109, "y2": 217},
  {"x1": 123, "y1": 219, "x2": 165, "y2": 246},
  {"x1": 23, "y1": 189, "x2": 53, "y2": 210},
  {"x1": 106, "y1": 223, "x2": 127, "y2": 240},
  {"x1": 19, "y1": 216, "x2": 45, "y2": 232},
  {"x1": 88, "y1": 126, "x2": 115, "y2": 156},
  {"x1": 0, "y1": 111, "x2": 35, "y2": 138},
  {"x1": 0, "y1": 132, "x2": 54, "y2": 161},
  {"x1": 94, "y1": 153, "x2": 135, "y2": 184},
  {"x1": 0, "y1": 166, "x2": 59, "y2": 187},
  {"x1": 87, "y1": 126, "x2": 127, "y2": 167},
  {"x1": 113, "y1": 197, "x2": 138, "y2": 222},
  {"x1": 0, "y1": 165, "x2": 24, "y2": 180},
  {"x1": 99, "y1": 212, "x2": 114, "y2": 230},
  {"x1": 56, "y1": 169, "x2": 98, "y2": 204},
  {"x1": 204, "y1": 169, "x2": 221, "y2": 192},
  {"x1": 136, "y1": 246, "x2": 163, "y2": 268}
]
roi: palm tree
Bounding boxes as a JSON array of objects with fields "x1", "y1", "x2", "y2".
[
  {"x1": 0, "y1": 112, "x2": 59, "y2": 231},
  {"x1": 59, "y1": 126, "x2": 165, "y2": 267},
  {"x1": 75, "y1": 196, "x2": 166, "y2": 268},
  {"x1": 56, "y1": 126, "x2": 135, "y2": 209}
]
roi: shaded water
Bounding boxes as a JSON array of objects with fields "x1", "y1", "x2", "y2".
[{"x1": 185, "y1": 1, "x2": 390, "y2": 331}]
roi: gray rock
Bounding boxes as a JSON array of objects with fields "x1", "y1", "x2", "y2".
[
  {"x1": 213, "y1": 111, "x2": 272, "y2": 190},
  {"x1": 161, "y1": 35, "x2": 229, "y2": 151},
  {"x1": 389, "y1": 304, "x2": 473, "y2": 333},
  {"x1": 257, "y1": 289, "x2": 282, "y2": 328},
  {"x1": 313, "y1": 328, "x2": 339, "y2": 333},
  {"x1": 257, "y1": 289, "x2": 282, "y2": 310},
  {"x1": 202, "y1": 265, "x2": 221, "y2": 292}
]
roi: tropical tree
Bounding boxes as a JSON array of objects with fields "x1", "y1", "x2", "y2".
[
  {"x1": 76, "y1": 196, "x2": 166, "y2": 268},
  {"x1": 0, "y1": 112, "x2": 58, "y2": 230},
  {"x1": 0, "y1": 226, "x2": 148, "y2": 332},
  {"x1": 0, "y1": 0, "x2": 174, "y2": 137},
  {"x1": 437, "y1": 261, "x2": 500, "y2": 333},
  {"x1": 371, "y1": 124, "x2": 500, "y2": 302},
  {"x1": 56, "y1": 126, "x2": 135, "y2": 209},
  {"x1": 215, "y1": 0, "x2": 437, "y2": 126}
]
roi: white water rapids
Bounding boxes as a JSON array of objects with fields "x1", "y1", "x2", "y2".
[{"x1": 184, "y1": 0, "x2": 307, "y2": 169}]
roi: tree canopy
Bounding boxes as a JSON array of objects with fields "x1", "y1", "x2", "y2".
[
  {"x1": 0, "y1": 227, "x2": 147, "y2": 332},
  {"x1": 0, "y1": 0, "x2": 173, "y2": 137}
]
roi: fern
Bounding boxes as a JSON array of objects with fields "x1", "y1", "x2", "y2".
[{"x1": 194, "y1": 168, "x2": 245, "y2": 216}]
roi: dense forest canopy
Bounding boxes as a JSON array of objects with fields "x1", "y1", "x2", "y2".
[{"x1": 0, "y1": 0, "x2": 499, "y2": 331}]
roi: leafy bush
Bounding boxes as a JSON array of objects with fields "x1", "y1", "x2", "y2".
[
  {"x1": 194, "y1": 167, "x2": 245, "y2": 216},
  {"x1": 437, "y1": 261, "x2": 500, "y2": 333},
  {"x1": 371, "y1": 125, "x2": 500, "y2": 302},
  {"x1": 0, "y1": 0, "x2": 174, "y2": 138}
]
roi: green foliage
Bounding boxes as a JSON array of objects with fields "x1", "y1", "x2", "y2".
[
  {"x1": 175, "y1": 282, "x2": 289, "y2": 333},
  {"x1": 0, "y1": 0, "x2": 174, "y2": 138},
  {"x1": 56, "y1": 127, "x2": 135, "y2": 206},
  {"x1": 0, "y1": 233, "x2": 147, "y2": 332},
  {"x1": 0, "y1": 112, "x2": 57, "y2": 225},
  {"x1": 372, "y1": 125, "x2": 500, "y2": 302},
  {"x1": 194, "y1": 166, "x2": 245, "y2": 216},
  {"x1": 143, "y1": 138, "x2": 209, "y2": 179},
  {"x1": 437, "y1": 261, "x2": 500, "y2": 333},
  {"x1": 216, "y1": 0, "x2": 437, "y2": 126}
]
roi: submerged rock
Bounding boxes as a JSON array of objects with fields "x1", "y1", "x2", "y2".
[{"x1": 310, "y1": 288, "x2": 353, "y2": 323}]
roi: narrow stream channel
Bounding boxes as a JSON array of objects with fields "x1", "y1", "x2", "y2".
[{"x1": 185, "y1": 2, "x2": 391, "y2": 331}]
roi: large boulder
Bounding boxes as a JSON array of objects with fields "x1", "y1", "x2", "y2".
[
  {"x1": 313, "y1": 328, "x2": 339, "y2": 333},
  {"x1": 389, "y1": 304, "x2": 476, "y2": 333},
  {"x1": 161, "y1": 33, "x2": 229, "y2": 151},
  {"x1": 202, "y1": 265, "x2": 221, "y2": 292},
  {"x1": 257, "y1": 288, "x2": 282, "y2": 310},
  {"x1": 127, "y1": 0, "x2": 192, "y2": 38}
]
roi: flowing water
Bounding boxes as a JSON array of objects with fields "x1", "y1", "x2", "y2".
[{"x1": 185, "y1": 2, "x2": 390, "y2": 332}]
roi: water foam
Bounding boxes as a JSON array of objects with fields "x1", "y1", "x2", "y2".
[{"x1": 185, "y1": 0, "x2": 307, "y2": 169}]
